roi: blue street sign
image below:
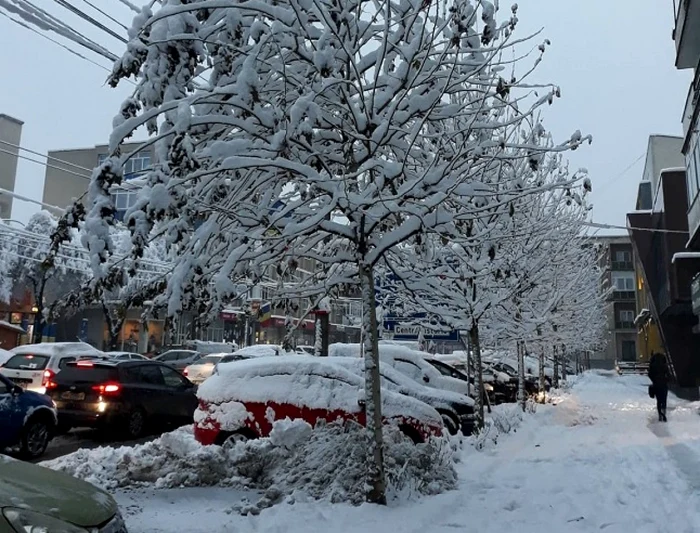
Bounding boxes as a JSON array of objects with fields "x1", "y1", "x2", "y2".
[{"x1": 383, "y1": 314, "x2": 460, "y2": 341}]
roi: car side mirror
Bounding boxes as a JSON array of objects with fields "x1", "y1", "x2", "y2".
[{"x1": 357, "y1": 389, "x2": 366, "y2": 407}]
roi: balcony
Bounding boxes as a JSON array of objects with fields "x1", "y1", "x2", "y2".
[
  {"x1": 612, "y1": 290, "x2": 636, "y2": 301},
  {"x1": 615, "y1": 321, "x2": 636, "y2": 330},
  {"x1": 674, "y1": 0, "x2": 700, "y2": 69},
  {"x1": 611, "y1": 260, "x2": 634, "y2": 271}
]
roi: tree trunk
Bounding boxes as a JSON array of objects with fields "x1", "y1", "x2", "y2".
[
  {"x1": 359, "y1": 263, "x2": 386, "y2": 505},
  {"x1": 561, "y1": 345, "x2": 567, "y2": 381},
  {"x1": 32, "y1": 280, "x2": 46, "y2": 344},
  {"x1": 314, "y1": 315, "x2": 323, "y2": 356},
  {"x1": 552, "y1": 345, "x2": 560, "y2": 389},
  {"x1": 539, "y1": 346, "x2": 546, "y2": 403},
  {"x1": 468, "y1": 323, "x2": 484, "y2": 430},
  {"x1": 517, "y1": 340, "x2": 527, "y2": 411}
]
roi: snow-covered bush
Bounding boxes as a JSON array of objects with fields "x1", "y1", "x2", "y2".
[
  {"x1": 44, "y1": 420, "x2": 457, "y2": 511},
  {"x1": 472, "y1": 404, "x2": 533, "y2": 451}
]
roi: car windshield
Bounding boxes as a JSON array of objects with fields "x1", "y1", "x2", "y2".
[{"x1": 3, "y1": 354, "x2": 50, "y2": 370}]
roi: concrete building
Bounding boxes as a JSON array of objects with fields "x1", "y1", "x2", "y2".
[
  {"x1": 43, "y1": 142, "x2": 152, "y2": 219},
  {"x1": 0, "y1": 114, "x2": 23, "y2": 219},
  {"x1": 592, "y1": 235, "x2": 638, "y2": 369}
]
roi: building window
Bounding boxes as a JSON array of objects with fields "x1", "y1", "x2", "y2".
[
  {"x1": 612, "y1": 272, "x2": 635, "y2": 291},
  {"x1": 687, "y1": 132, "x2": 700, "y2": 205},
  {"x1": 110, "y1": 188, "x2": 138, "y2": 221},
  {"x1": 618, "y1": 309, "x2": 635, "y2": 324},
  {"x1": 98, "y1": 151, "x2": 151, "y2": 180},
  {"x1": 614, "y1": 250, "x2": 631, "y2": 263},
  {"x1": 620, "y1": 340, "x2": 636, "y2": 362}
]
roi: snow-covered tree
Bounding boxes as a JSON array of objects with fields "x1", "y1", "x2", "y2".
[
  {"x1": 0, "y1": 212, "x2": 88, "y2": 342},
  {"x1": 56, "y1": 0, "x2": 591, "y2": 504}
]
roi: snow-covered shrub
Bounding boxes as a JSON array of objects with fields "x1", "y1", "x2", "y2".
[
  {"x1": 472, "y1": 404, "x2": 530, "y2": 451},
  {"x1": 44, "y1": 420, "x2": 457, "y2": 511}
]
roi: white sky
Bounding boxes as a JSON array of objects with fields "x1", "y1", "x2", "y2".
[{"x1": 0, "y1": 0, "x2": 692, "y2": 229}]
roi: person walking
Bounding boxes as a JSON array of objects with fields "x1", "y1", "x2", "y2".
[{"x1": 648, "y1": 352, "x2": 670, "y2": 422}]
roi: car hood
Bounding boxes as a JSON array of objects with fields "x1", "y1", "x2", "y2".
[{"x1": 0, "y1": 456, "x2": 116, "y2": 528}]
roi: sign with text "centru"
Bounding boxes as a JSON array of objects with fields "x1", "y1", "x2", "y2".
[{"x1": 383, "y1": 317, "x2": 460, "y2": 341}]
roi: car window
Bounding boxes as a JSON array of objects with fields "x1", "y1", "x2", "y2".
[
  {"x1": 58, "y1": 356, "x2": 76, "y2": 370},
  {"x1": 159, "y1": 366, "x2": 188, "y2": 388},
  {"x1": 158, "y1": 351, "x2": 178, "y2": 362},
  {"x1": 393, "y1": 358, "x2": 424, "y2": 382},
  {"x1": 128, "y1": 364, "x2": 166, "y2": 385},
  {"x1": 3, "y1": 354, "x2": 50, "y2": 370}
]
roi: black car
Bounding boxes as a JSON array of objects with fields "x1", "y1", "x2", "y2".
[
  {"x1": 425, "y1": 358, "x2": 505, "y2": 405},
  {"x1": 152, "y1": 349, "x2": 203, "y2": 371},
  {"x1": 485, "y1": 361, "x2": 549, "y2": 396},
  {"x1": 48, "y1": 360, "x2": 197, "y2": 438}
]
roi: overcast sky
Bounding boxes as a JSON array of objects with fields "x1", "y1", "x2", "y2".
[{"x1": 0, "y1": 0, "x2": 692, "y2": 230}]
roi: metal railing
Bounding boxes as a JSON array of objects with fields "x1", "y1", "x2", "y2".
[{"x1": 616, "y1": 361, "x2": 649, "y2": 375}]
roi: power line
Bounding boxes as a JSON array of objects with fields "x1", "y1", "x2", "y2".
[
  {"x1": 596, "y1": 152, "x2": 646, "y2": 194},
  {"x1": 114, "y1": 0, "x2": 140, "y2": 14},
  {"x1": 0, "y1": 139, "x2": 96, "y2": 174},
  {"x1": 0, "y1": 10, "x2": 113, "y2": 73},
  {"x1": 79, "y1": 0, "x2": 128, "y2": 31},
  {"x1": 52, "y1": 0, "x2": 127, "y2": 43},
  {"x1": 583, "y1": 220, "x2": 688, "y2": 235}
]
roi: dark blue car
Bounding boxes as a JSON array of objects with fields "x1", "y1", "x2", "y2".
[{"x1": 0, "y1": 373, "x2": 57, "y2": 459}]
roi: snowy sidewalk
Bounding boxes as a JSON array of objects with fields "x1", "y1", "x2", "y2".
[{"x1": 117, "y1": 372, "x2": 700, "y2": 533}]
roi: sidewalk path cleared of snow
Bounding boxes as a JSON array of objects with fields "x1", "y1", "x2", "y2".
[{"x1": 116, "y1": 372, "x2": 700, "y2": 533}]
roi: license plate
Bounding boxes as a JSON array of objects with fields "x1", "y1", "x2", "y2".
[
  {"x1": 61, "y1": 391, "x2": 85, "y2": 401},
  {"x1": 11, "y1": 379, "x2": 32, "y2": 388}
]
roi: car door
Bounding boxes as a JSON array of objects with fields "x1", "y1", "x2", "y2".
[
  {"x1": 158, "y1": 365, "x2": 197, "y2": 422},
  {"x1": 121, "y1": 364, "x2": 168, "y2": 418},
  {"x1": 0, "y1": 376, "x2": 23, "y2": 447}
]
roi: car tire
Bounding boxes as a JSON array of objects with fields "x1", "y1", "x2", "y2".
[
  {"x1": 438, "y1": 412, "x2": 459, "y2": 436},
  {"x1": 217, "y1": 429, "x2": 256, "y2": 449},
  {"x1": 20, "y1": 418, "x2": 52, "y2": 459},
  {"x1": 124, "y1": 408, "x2": 146, "y2": 439}
]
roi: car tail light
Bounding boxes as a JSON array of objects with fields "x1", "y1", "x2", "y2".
[
  {"x1": 183, "y1": 368, "x2": 188, "y2": 376},
  {"x1": 91, "y1": 382, "x2": 122, "y2": 395},
  {"x1": 42, "y1": 369, "x2": 55, "y2": 388},
  {"x1": 76, "y1": 360, "x2": 94, "y2": 367}
]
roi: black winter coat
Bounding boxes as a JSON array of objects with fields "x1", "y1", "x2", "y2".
[{"x1": 648, "y1": 353, "x2": 670, "y2": 386}]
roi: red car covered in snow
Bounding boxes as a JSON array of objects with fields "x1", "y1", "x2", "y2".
[{"x1": 194, "y1": 356, "x2": 444, "y2": 447}]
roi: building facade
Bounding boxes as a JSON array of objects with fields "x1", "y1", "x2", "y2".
[
  {"x1": 41, "y1": 143, "x2": 362, "y2": 350},
  {"x1": 0, "y1": 114, "x2": 23, "y2": 220},
  {"x1": 593, "y1": 235, "x2": 638, "y2": 368}
]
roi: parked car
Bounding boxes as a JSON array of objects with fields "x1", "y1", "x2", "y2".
[
  {"x1": 184, "y1": 353, "x2": 231, "y2": 384},
  {"x1": 0, "y1": 342, "x2": 105, "y2": 394},
  {"x1": 331, "y1": 357, "x2": 476, "y2": 435},
  {"x1": 295, "y1": 345, "x2": 316, "y2": 355},
  {"x1": 483, "y1": 361, "x2": 548, "y2": 396},
  {"x1": 195, "y1": 356, "x2": 444, "y2": 447},
  {"x1": 153, "y1": 349, "x2": 203, "y2": 371},
  {"x1": 107, "y1": 351, "x2": 150, "y2": 361},
  {"x1": 0, "y1": 456, "x2": 128, "y2": 532},
  {"x1": 424, "y1": 358, "x2": 499, "y2": 404},
  {"x1": 0, "y1": 374, "x2": 57, "y2": 459},
  {"x1": 48, "y1": 359, "x2": 197, "y2": 438}
]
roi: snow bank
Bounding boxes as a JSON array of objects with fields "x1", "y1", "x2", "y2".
[
  {"x1": 45, "y1": 421, "x2": 456, "y2": 512},
  {"x1": 472, "y1": 403, "x2": 534, "y2": 451}
]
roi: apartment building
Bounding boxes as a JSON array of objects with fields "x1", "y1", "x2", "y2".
[
  {"x1": 593, "y1": 235, "x2": 638, "y2": 368},
  {"x1": 0, "y1": 114, "x2": 23, "y2": 219}
]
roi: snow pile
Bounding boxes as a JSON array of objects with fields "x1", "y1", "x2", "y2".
[
  {"x1": 45, "y1": 420, "x2": 456, "y2": 511},
  {"x1": 42, "y1": 427, "x2": 234, "y2": 490}
]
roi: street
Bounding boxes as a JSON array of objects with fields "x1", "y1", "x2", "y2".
[{"x1": 30, "y1": 429, "x2": 156, "y2": 463}]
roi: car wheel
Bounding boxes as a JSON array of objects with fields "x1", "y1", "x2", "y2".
[
  {"x1": 218, "y1": 429, "x2": 256, "y2": 449},
  {"x1": 20, "y1": 419, "x2": 51, "y2": 459},
  {"x1": 438, "y1": 412, "x2": 459, "y2": 436},
  {"x1": 398, "y1": 424, "x2": 423, "y2": 445},
  {"x1": 124, "y1": 408, "x2": 146, "y2": 439}
]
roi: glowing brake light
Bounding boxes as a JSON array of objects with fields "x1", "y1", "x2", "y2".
[
  {"x1": 76, "y1": 360, "x2": 94, "y2": 367},
  {"x1": 42, "y1": 369, "x2": 55, "y2": 388},
  {"x1": 91, "y1": 382, "x2": 121, "y2": 395},
  {"x1": 183, "y1": 368, "x2": 188, "y2": 376}
]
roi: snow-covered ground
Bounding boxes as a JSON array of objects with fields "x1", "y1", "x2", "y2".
[{"x1": 51, "y1": 372, "x2": 700, "y2": 531}]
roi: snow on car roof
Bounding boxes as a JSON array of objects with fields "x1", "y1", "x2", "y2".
[
  {"x1": 11, "y1": 342, "x2": 102, "y2": 357},
  {"x1": 331, "y1": 357, "x2": 474, "y2": 407},
  {"x1": 233, "y1": 345, "x2": 282, "y2": 357},
  {"x1": 198, "y1": 356, "x2": 441, "y2": 424}
]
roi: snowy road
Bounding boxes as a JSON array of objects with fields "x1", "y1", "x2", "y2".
[
  {"x1": 31, "y1": 429, "x2": 156, "y2": 463},
  {"x1": 113, "y1": 372, "x2": 700, "y2": 533}
]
